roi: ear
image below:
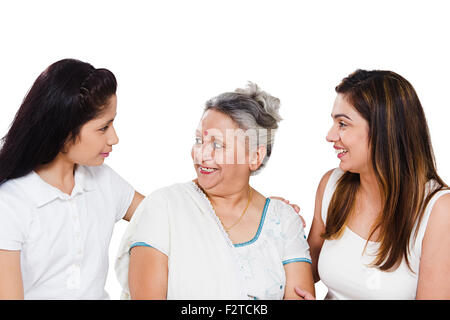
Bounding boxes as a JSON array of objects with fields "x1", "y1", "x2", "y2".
[
  {"x1": 249, "y1": 145, "x2": 267, "y2": 173},
  {"x1": 60, "y1": 132, "x2": 77, "y2": 154}
]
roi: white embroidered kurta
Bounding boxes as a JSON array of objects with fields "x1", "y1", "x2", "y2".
[{"x1": 115, "y1": 181, "x2": 311, "y2": 300}]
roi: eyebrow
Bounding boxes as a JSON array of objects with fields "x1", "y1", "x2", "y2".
[
  {"x1": 194, "y1": 130, "x2": 224, "y2": 142},
  {"x1": 332, "y1": 113, "x2": 353, "y2": 121},
  {"x1": 99, "y1": 118, "x2": 115, "y2": 128}
]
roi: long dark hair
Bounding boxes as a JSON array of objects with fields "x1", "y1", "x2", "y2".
[
  {"x1": 0, "y1": 58, "x2": 117, "y2": 184},
  {"x1": 322, "y1": 69, "x2": 448, "y2": 271}
]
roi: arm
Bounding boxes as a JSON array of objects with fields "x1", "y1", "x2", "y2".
[
  {"x1": 123, "y1": 191, "x2": 145, "y2": 222},
  {"x1": 128, "y1": 246, "x2": 168, "y2": 299},
  {"x1": 284, "y1": 262, "x2": 315, "y2": 300},
  {"x1": 294, "y1": 170, "x2": 333, "y2": 300},
  {"x1": 308, "y1": 170, "x2": 333, "y2": 283},
  {"x1": 416, "y1": 193, "x2": 450, "y2": 299},
  {"x1": 0, "y1": 250, "x2": 24, "y2": 299}
]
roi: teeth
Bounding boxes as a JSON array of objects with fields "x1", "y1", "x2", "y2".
[
  {"x1": 200, "y1": 167, "x2": 216, "y2": 172},
  {"x1": 335, "y1": 149, "x2": 348, "y2": 155}
]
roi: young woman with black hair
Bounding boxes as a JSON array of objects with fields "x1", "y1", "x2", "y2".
[{"x1": 0, "y1": 59, "x2": 144, "y2": 299}]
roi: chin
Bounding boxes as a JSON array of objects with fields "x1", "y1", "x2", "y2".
[
  {"x1": 197, "y1": 174, "x2": 223, "y2": 192},
  {"x1": 338, "y1": 161, "x2": 355, "y2": 173},
  {"x1": 339, "y1": 162, "x2": 364, "y2": 175},
  {"x1": 338, "y1": 161, "x2": 348, "y2": 171},
  {"x1": 83, "y1": 158, "x2": 105, "y2": 167},
  {"x1": 197, "y1": 176, "x2": 215, "y2": 190}
]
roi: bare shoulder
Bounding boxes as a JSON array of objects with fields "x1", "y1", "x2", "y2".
[
  {"x1": 424, "y1": 192, "x2": 450, "y2": 239},
  {"x1": 311, "y1": 169, "x2": 336, "y2": 225},
  {"x1": 316, "y1": 169, "x2": 335, "y2": 199},
  {"x1": 428, "y1": 193, "x2": 450, "y2": 224},
  {"x1": 432, "y1": 192, "x2": 450, "y2": 210}
]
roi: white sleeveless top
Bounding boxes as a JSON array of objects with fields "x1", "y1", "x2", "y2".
[{"x1": 317, "y1": 168, "x2": 450, "y2": 300}]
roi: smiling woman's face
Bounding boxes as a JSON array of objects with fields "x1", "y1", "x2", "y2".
[
  {"x1": 191, "y1": 109, "x2": 255, "y2": 195},
  {"x1": 64, "y1": 95, "x2": 119, "y2": 166},
  {"x1": 326, "y1": 93, "x2": 372, "y2": 174}
]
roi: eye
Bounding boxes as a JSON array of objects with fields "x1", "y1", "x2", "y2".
[
  {"x1": 100, "y1": 125, "x2": 109, "y2": 132},
  {"x1": 213, "y1": 141, "x2": 223, "y2": 149},
  {"x1": 194, "y1": 137, "x2": 202, "y2": 145},
  {"x1": 338, "y1": 121, "x2": 347, "y2": 128}
]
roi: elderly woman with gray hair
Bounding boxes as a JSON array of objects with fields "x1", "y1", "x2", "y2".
[{"x1": 115, "y1": 83, "x2": 314, "y2": 300}]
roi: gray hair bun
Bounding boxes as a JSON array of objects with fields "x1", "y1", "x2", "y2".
[
  {"x1": 203, "y1": 82, "x2": 283, "y2": 175},
  {"x1": 235, "y1": 82, "x2": 283, "y2": 123}
]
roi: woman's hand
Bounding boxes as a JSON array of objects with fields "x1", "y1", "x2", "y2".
[
  {"x1": 269, "y1": 196, "x2": 305, "y2": 227},
  {"x1": 294, "y1": 286, "x2": 316, "y2": 300}
]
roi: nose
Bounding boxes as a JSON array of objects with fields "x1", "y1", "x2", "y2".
[
  {"x1": 326, "y1": 124, "x2": 339, "y2": 143},
  {"x1": 201, "y1": 142, "x2": 214, "y2": 161},
  {"x1": 107, "y1": 125, "x2": 119, "y2": 146},
  {"x1": 192, "y1": 140, "x2": 214, "y2": 165}
]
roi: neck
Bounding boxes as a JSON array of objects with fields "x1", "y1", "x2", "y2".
[
  {"x1": 199, "y1": 181, "x2": 251, "y2": 213},
  {"x1": 358, "y1": 167, "x2": 382, "y2": 210},
  {"x1": 34, "y1": 153, "x2": 76, "y2": 195}
]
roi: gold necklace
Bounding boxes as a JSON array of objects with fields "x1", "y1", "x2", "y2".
[{"x1": 209, "y1": 187, "x2": 253, "y2": 233}]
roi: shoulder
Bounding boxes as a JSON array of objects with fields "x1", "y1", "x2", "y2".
[
  {"x1": 0, "y1": 179, "x2": 24, "y2": 202},
  {"x1": 147, "y1": 182, "x2": 189, "y2": 198},
  {"x1": 139, "y1": 182, "x2": 190, "y2": 209},
  {"x1": 317, "y1": 169, "x2": 335, "y2": 197},
  {"x1": 80, "y1": 164, "x2": 134, "y2": 194},
  {"x1": 267, "y1": 199, "x2": 308, "y2": 245},
  {"x1": 425, "y1": 192, "x2": 450, "y2": 235},
  {"x1": 315, "y1": 168, "x2": 344, "y2": 208},
  {"x1": 315, "y1": 168, "x2": 345, "y2": 224},
  {"x1": 268, "y1": 198, "x2": 302, "y2": 225},
  {"x1": 431, "y1": 192, "x2": 450, "y2": 213},
  {"x1": 0, "y1": 173, "x2": 37, "y2": 210},
  {"x1": 319, "y1": 168, "x2": 344, "y2": 191},
  {"x1": 129, "y1": 183, "x2": 189, "y2": 227},
  {"x1": 417, "y1": 190, "x2": 450, "y2": 248},
  {"x1": 418, "y1": 191, "x2": 450, "y2": 264},
  {"x1": 0, "y1": 175, "x2": 37, "y2": 226}
]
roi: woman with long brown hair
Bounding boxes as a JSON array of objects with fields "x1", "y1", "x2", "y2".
[{"x1": 298, "y1": 69, "x2": 450, "y2": 299}]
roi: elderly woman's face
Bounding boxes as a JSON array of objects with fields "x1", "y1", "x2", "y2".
[{"x1": 191, "y1": 109, "x2": 255, "y2": 194}]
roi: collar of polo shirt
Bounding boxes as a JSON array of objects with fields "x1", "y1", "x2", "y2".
[{"x1": 24, "y1": 165, "x2": 96, "y2": 208}]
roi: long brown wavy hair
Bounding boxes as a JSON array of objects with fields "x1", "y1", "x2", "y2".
[{"x1": 322, "y1": 69, "x2": 448, "y2": 271}]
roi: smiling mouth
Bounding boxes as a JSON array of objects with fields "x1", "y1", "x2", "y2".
[
  {"x1": 335, "y1": 148, "x2": 348, "y2": 157},
  {"x1": 199, "y1": 166, "x2": 218, "y2": 174}
]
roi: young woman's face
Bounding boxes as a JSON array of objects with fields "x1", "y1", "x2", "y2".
[
  {"x1": 191, "y1": 109, "x2": 254, "y2": 195},
  {"x1": 64, "y1": 94, "x2": 119, "y2": 166},
  {"x1": 326, "y1": 93, "x2": 371, "y2": 174}
]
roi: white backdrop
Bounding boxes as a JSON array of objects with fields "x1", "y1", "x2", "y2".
[{"x1": 1, "y1": 0, "x2": 449, "y2": 300}]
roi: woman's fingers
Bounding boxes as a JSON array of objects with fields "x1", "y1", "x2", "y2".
[
  {"x1": 294, "y1": 286, "x2": 316, "y2": 300},
  {"x1": 269, "y1": 196, "x2": 305, "y2": 227}
]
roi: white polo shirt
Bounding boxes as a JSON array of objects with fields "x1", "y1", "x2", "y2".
[{"x1": 0, "y1": 164, "x2": 134, "y2": 300}]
